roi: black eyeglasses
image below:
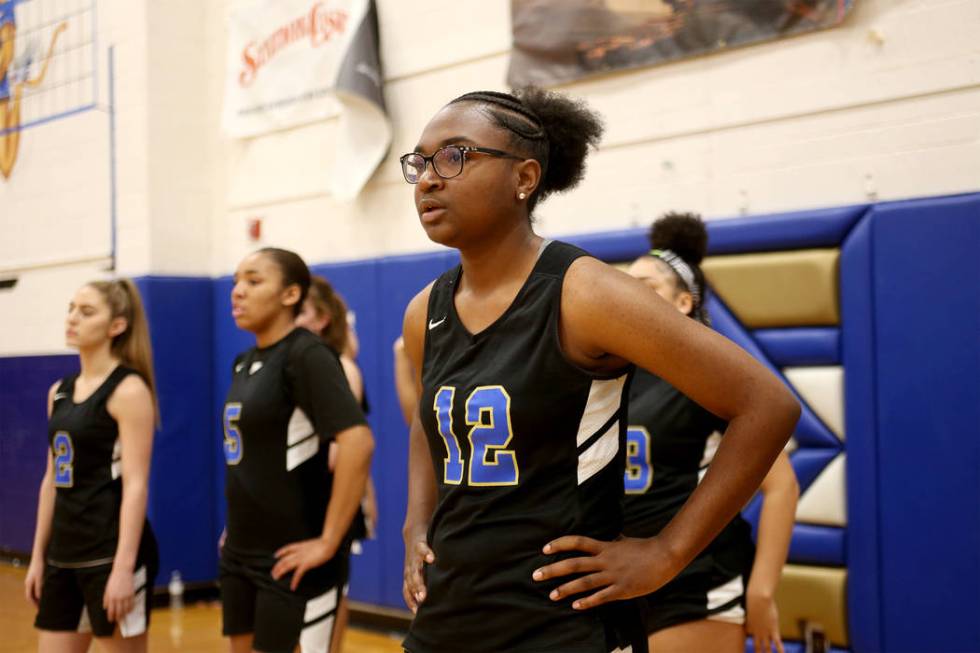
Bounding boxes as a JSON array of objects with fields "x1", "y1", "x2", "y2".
[{"x1": 399, "y1": 145, "x2": 522, "y2": 184}]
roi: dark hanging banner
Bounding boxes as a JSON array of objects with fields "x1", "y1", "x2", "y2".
[{"x1": 508, "y1": 0, "x2": 855, "y2": 87}]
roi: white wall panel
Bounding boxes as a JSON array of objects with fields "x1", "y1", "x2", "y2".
[{"x1": 3, "y1": 0, "x2": 979, "y2": 352}]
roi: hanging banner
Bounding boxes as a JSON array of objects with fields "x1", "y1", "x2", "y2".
[
  {"x1": 508, "y1": 0, "x2": 855, "y2": 88},
  {"x1": 222, "y1": 0, "x2": 389, "y2": 199}
]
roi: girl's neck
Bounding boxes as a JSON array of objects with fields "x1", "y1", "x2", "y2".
[
  {"x1": 78, "y1": 344, "x2": 120, "y2": 379},
  {"x1": 255, "y1": 312, "x2": 296, "y2": 349},
  {"x1": 458, "y1": 223, "x2": 542, "y2": 294}
]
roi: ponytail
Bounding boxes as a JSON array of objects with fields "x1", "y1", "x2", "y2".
[
  {"x1": 86, "y1": 279, "x2": 159, "y2": 423},
  {"x1": 307, "y1": 275, "x2": 350, "y2": 354}
]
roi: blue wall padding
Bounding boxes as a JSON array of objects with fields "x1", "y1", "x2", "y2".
[
  {"x1": 560, "y1": 203, "x2": 868, "y2": 261},
  {"x1": 564, "y1": 227, "x2": 646, "y2": 262},
  {"x1": 789, "y1": 449, "x2": 840, "y2": 497},
  {"x1": 754, "y1": 328, "x2": 841, "y2": 366},
  {"x1": 0, "y1": 354, "x2": 77, "y2": 553},
  {"x1": 742, "y1": 498, "x2": 846, "y2": 566},
  {"x1": 866, "y1": 194, "x2": 980, "y2": 652},
  {"x1": 746, "y1": 641, "x2": 849, "y2": 653},
  {"x1": 136, "y1": 277, "x2": 217, "y2": 584},
  {"x1": 707, "y1": 296, "x2": 841, "y2": 450},
  {"x1": 839, "y1": 211, "x2": 881, "y2": 652},
  {"x1": 787, "y1": 524, "x2": 846, "y2": 567},
  {"x1": 707, "y1": 204, "x2": 868, "y2": 254},
  {"x1": 793, "y1": 405, "x2": 843, "y2": 451}
]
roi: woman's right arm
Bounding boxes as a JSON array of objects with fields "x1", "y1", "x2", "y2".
[
  {"x1": 25, "y1": 382, "x2": 59, "y2": 605},
  {"x1": 401, "y1": 284, "x2": 437, "y2": 613}
]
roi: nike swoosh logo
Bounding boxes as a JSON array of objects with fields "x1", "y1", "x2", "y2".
[
  {"x1": 249, "y1": 361, "x2": 264, "y2": 375},
  {"x1": 53, "y1": 393, "x2": 68, "y2": 401},
  {"x1": 428, "y1": 317, "x2": 447, "y2": 330}
]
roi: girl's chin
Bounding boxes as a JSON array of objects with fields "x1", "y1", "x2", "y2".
[{"x1": 421, "y1": 222, "x2": 458, "y2": 248}]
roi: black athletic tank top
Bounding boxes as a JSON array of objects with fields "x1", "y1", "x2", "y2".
[
  {"x1": 222, "y1": 328, "x2": 366, "y2": 560},
  {"x1": 405, "y1": 241, "x2": 638, "y2": 653},
  {"x1": 622, "y1": 369, "x2": 753, "y2": 566},
  {"x1": 47, "y1": 365, "x2": 140, "y2": 565}
]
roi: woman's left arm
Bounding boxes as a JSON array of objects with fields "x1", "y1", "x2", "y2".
[
  {"x1": 534, "y1": 258, "x2": 800, "y2": 608},
  {"x1": 104, "y1": 375, "x2": 155, "y2": 623},
  {"x1": 746, "y1": 450, "x2": 798, "y2": 653}
]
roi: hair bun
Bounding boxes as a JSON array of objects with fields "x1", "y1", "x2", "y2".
[
  {"x1": 649, "y1": 212, "x2": 708, "y2": 265},
  {"x1": 513, "y1": 87, "x2": 604, "y2": 197}
]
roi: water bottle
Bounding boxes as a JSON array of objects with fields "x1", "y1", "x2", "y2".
[{"x1": 167, "y1": 570, "x2": 184, "y2": 610}]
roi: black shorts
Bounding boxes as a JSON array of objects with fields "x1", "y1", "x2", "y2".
[
  {"x1": 637, "y1": 550, "x2": 750, "y2": 635},
  {"x1": 34, "y1": 541, "x2": 159, "y2": 638},
  {"x1": 220, "y1": 547, "x2": 343, "y2": 653}
]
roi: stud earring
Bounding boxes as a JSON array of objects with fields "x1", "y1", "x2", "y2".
[{"x1": 519, "y1": 192, "x2": 527, "y2": 200}]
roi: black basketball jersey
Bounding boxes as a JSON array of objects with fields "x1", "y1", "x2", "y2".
[
  {"x1": 47, "y1": 365, "x2": 140, "y2": 565},
  {"x1": 622, "y1": 369, "x2": 753, "y2": 562},
  {"x1": 222, "y1": 328, "x2": 366, "y2": 560},
  {"x1": 405, "y1": 241, "x2": 637, "y2": 653}
]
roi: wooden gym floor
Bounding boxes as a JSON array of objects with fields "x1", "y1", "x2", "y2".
[{"x1": 0, "y1": 564, "x2": 404, "y2": 653}]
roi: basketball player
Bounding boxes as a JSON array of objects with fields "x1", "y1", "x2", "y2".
[
  {"x1": 221, "y1": 248, "x2": 374, "y2": 653},
  {"x1": 398, "y1": 88, "x2": 800, "y2": 653},
  {"x1": 622, "y1": 213, "x2": 798, "y2": 653},
  {"x1": 25, "y1": 279, "x2": 159, "y2": 652},
  {"x1": 294, "y1": 274, "x2": 378, "y2": 653}
]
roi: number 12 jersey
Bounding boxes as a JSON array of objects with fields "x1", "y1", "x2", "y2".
[{"x1": 404, "y1": 241, "x2": 638, "y2": 653}]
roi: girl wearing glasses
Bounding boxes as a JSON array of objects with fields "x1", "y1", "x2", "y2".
[
  {"x1": 622, "y1": 213, "x2": 798, "y2": 653},
  {"x1": 25, "y1": 279, "x2": 159, "y2": 652},
  {"x1": 399, "y1": 87, "x2": 799, "y2": 653}
]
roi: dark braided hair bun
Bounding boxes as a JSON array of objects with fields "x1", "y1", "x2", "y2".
[
  {"x1": 649, "y1": 212, "x2": 708, "y2": 266},
  {"x1": 450, "y1": 87, "x2": 603, "y2": 211},
  {"x1": 516, "y1": 87, "x2": 603, "y2": 198}
]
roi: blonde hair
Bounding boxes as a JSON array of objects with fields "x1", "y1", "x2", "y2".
[{"x1": 86, "y1": 279, "x2": 159, "y2": 422}]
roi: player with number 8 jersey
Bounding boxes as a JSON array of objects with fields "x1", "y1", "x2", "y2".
[{"x1": 405, "y1": 240, "x2": 637, "y2": 652}]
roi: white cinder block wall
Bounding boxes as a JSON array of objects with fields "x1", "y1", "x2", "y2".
[{"x1": 2, "y1": 0, "x2": 979, "y2": 355}]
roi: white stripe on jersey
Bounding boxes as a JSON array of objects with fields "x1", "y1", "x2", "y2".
[
  {"x1": 575, "y1": 377, "x2": 627, "y2": 447},
  {"x1": 110, "y1": 438, "x2": 122, "y2": 480},
  {"x1": 578, "y1": 421, "x2": 620, "y2": 485},
  {"x1": 287, "y1": 407, "x2": 315, "y2": 446},
  {"x1": 286, "y1": 434, "x2": 319, "y2": 471},
  {"x1": 286, "y1": 407, "x2": 320, "y2": 471},
  {"x1": 575, "y1": 376, "x2": 628, "y2": 485}
]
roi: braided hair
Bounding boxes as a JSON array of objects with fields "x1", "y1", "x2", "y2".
[{"x1": 449, "y1": 87, "x2": 604, "y2": 214}]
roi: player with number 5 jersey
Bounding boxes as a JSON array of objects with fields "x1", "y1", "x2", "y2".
[
  {"x1": 26, "y1": 279, "x2": 159, "y2": 651},
  {"x1": 221, "y1": 247, "x2": 374, "y2": 653}
]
